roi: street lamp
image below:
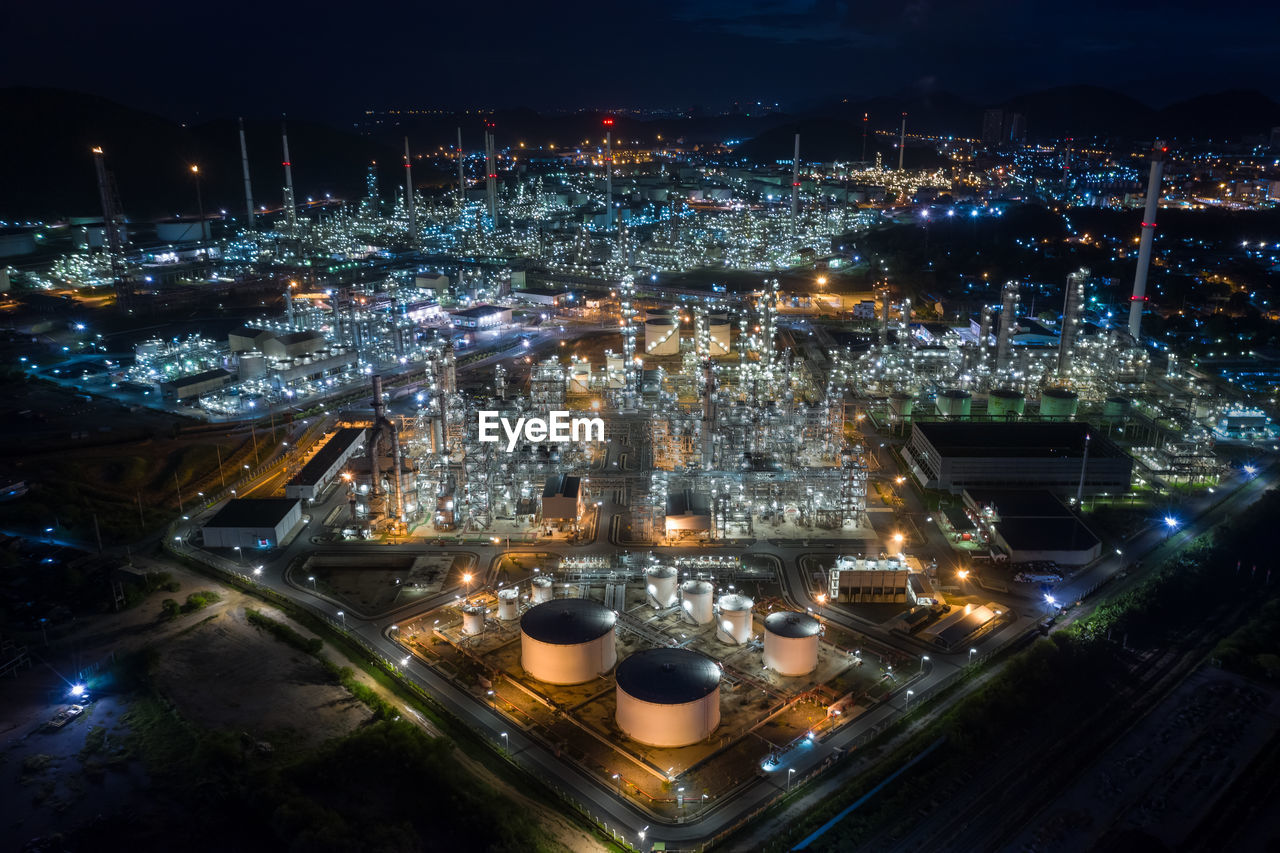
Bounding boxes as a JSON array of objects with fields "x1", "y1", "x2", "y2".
[
  {"x1": 253, "y1": 565, "x2": 263, "y2": 577},
  {"x1": 969, "y1": 647, "x2": 977, "y2": 664},
  {"x1": 501, "y1": 731, "x2": 509, "y2": 753},
  {"x1": 920, "y1": 654, "x2": 929, "y2": 672},
  {"x1": 906, "y1": 688, "x2": 915, "y2": 709},
  {"x1": 190, "y1": 164, "x2": 205, "y2": 241},
  {"x1": 309, "y1": 575, "x2": 316, "y2": 589},
  {"x1": 787, "y1": 768, "x2": 796, "y2": 791},
  {"x1": 612, "y1": 773, "x2": 621, "y2": 795},
  {"x1": 233, "y1": 546, "x2": 242, "y2": 565},
  {"x1": 337, "y1": 610, "x2": 345, "y2": 628}
]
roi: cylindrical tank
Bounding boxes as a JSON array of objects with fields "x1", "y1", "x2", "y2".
[
  {"x1": 936, "y1": 389, "x2": 972, "y2": 418},
  {"x1": 645, "y1": 317, "x2": 680, "y2": 355},
  {"x1": 708, "y1": 316, "x2": 731, "y2": 355},
  {"x1": 889, "y1": 392, "x2": 915, "y2": 421},
  {"x1": 237, "y1": 352, "x2": 266, "y2": 380},
  {"x1": 1102, "y1": 396, "x2": 1131, "y2": 422},
  {"x1": 497, "y1": 588, "x2": 519, "y2": 621},
  {"x1": 987, "y1": 387, "x2": 1025, "y2": 418},
  {"x1": 531, "y1": 575, "x2": 554, "y2": 604},
  {"x1": 763, "y1": 611, "x2": 821, "y2": 676},
  {"x1": 1040, "y1": 387, "x2": 1079, "y2": 420},
  {"x1": 680, "y1": 580, "x2": 714, "y2": 625},
  {"x1": 645, "y1": 565, "x2": 679, "y2": 609},
  {"x1": 519, "y1": 598, "x2": 617, "y2": 685},
  {"x1": 717, "y1": 593, "x2": 754, "y2": 644},
  {"x1": 461, "y1": 604, "x2": 486, "y2": 636},
  {"x1": 615, "y1": 648, "x2": 720, "y2": 748}
]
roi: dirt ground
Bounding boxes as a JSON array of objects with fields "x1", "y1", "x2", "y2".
[
  {"x1": 150, "y1": 606, "x2": 371, "y2": 747},
  {"x1": 0, "y1": 556, "x2": 605, "y2": 852}
]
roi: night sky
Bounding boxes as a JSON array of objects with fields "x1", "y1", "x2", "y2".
[{"x1": 5, "y1": 0, "x2": 1278, "y2": 121}]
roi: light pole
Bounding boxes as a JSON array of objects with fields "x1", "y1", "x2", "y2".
[
  {"x1": 501, "y1": 731, "x2": 509, "y2": 753},
  {"x1": 337, "y1": 610, "x2": 345, "y2": 628},
  {"x1": 906, "y1": 688, "x2": 915, "y2": 709},
  {"x1": 969, "y1": 647, "x2": 977, "y2": 664},
  {"x1": 787, "y1": 768, "x2": 796, "y2": 791},
  {"x1": 233, "y1": 546, "x2": 242, "y2": 566},
  {"x1": 612, "y1": 773, "x2": 621, "y2": 796},
  {"x1": 920, "y1": 654, "x2": 929, "y2": 672},
  {"x1": 309, "y1": 575, "x2": 317, "y2": 590},
  {"x1": 254, "y1": 565, "x2": 263, "y2": 578}
]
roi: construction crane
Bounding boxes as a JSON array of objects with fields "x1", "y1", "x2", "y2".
[{"x1": 90, "y1": 146, "x2": 131, "y2": 308}]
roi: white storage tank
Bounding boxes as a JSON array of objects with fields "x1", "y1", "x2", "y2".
[
  {"x1": 716, "y1": 593, "x2": 754, "y2": 645},
  {"x1": 681, "y1": 580, "x2": 714, "y2": 625},
  {"x1": 645, "y1": 565, "x2": 679, "y2": 609},
  {"x1": 461, "y1": 603, "x2": 486, "y2": 636},
  {"x1": 763, "y1": 611, "x2": 821, "y2": 676},
  {"x1": 520, "y1": 598, "x2": 617, "y2": 685},
  {"x1": 708, "y1": 315, "x2": 731, "y2": 355},
  {"x1": 531, "y1": 575, "x2": 554, "y2": 604},
  {"x1": 615, "y1": 648, "x2": 720, "y2": 748},
  {"x1": 645, "y1": 317, "x2": 680, "y2": 355},
  {"x1": 497, "y1": 588, "x2": 520, "y2": 621}
]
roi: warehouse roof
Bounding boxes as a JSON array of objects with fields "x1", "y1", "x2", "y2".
[
  {"x1": 764, "y1": 611, "x2": 821, "y2": 639},
  {"x1": 289, "y1": 428, "x2": 365, "y2": 488},
  {"x1": 204, "y1": 498, "x2": 300, "y2": 529},
  {"x1": 914, "y1": 422, "x2": 1125, "y2": 459},
  {"x1": 616, "y1": 648, "x2": 720, "y2": 705},
  {"x1": 965, "y1": 489, "x2": 1073, "y2": 519},
  {"x1": 520, "y1": 598, "x2": 615, "y2": 645},
  {"x1": 452, "y1": 303, "x2": 508, "y2": 318},
  {"x1": 995, "y1": 517, "x2": 1100, "y2": 552},
  {"x1": 543, "y1": 474, "x2": 580, "y2": 499}
]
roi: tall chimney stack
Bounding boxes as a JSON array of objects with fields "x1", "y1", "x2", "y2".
[{"x1": 1128, "y1": 141, "x2": 1166, "y2": 340}]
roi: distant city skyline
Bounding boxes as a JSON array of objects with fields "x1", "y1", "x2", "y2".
[{"x1": 4, "y1": 0, "x2": 1278, "y2": 122}]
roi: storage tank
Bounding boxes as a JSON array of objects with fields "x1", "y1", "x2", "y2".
[
  {"x1": 519, "y1": 598, "x2": 617, "y2": 685},
  {"x1": 615, "y1": 648, "x2": 720, "y2": 748},
  {"x1": 889, "y1": 392, "x2": 915, "y2": 422},
  {"x1": 1040, "y1": 387, "x2": 1079, "y2": 420},
  {"x1": 763, "y1": 611, "x2": 821, "y2": 676},
  {"x1": 645, "y1": 565, "x2": 679, "y2": 609},
  {"x1": 237, "y1": 352, "x2": 266, "y2": 380},
  {"x1": 1102, "y1": 396, "x2": 1131, "y2": 423},
  {"x1": 987, "y1": 387, "x2": 1025, "y2": 418},
  {"x1": 461, "y1": 603, "x2": 486, "y2": 636},
  {"x1": 645, "y1": 317, "x2": 680, "y2": 355},
  {"x1": 531, "y1": 575, "x2": 554, "y2": 604},
  {"x1": 716, "y1": 593, "x2": 754, "y2": 644},
  {"x1": 497, "y1": 588, "x2": 520, "y2": 621},
  {"x1": 680, "y1": 580, "x2": 714, "y2": 625},
  {"x1": 935, "y1": 389, "x2": 972, "y2": 418},
  {"x1": 708, "y1": 315, "x2": 731, "y2": 355}
]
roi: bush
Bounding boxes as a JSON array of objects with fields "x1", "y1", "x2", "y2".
[
  {"x1": 160, "y1": 599, "x2": 180, "y2": 620},
  {"x1": 180, "y1": 590, "x2": 221, "y2": 614}
]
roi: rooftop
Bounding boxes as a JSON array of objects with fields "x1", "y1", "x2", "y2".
[
  {"x1": 914, "y1": 421, "x2": 1125, "y2": 459},
  {"x1": 520, "y1": 598, "x2": 615, "y2": 645},
  {"x1": 543, "y1": 474, "x2": 581, "y2": 500},
  {"x1": 996, "y1": 517, "x2": 1100, "y2": 552},
  {"x1": 764, "y1": 611, "x2": 820, "y2": 638},
  {"x1": 615, "y1": 648, "x2": 720, "y2": 705},
  {"x1": 289, "y1": 428, "x2": 366, "y2": 488},
  {"x1": 964, "y1": 488, "x2": 1073, "y2": 519},
  {"x1": 204, "y1": 498, "x2": 300, "y2": 529}
]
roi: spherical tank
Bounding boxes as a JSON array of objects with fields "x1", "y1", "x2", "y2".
[
  {"x1": 936, "y1": 389, "x2": 972, "y2": 418},
  {"x1": 716, "y1": 593, "x2": 754, "y2": 644},
  {"x1": 531, "y1": 575, "x2": 554, "y2": 604},
  {"x1": 763, "y1": 611, "x2": 821, "y2": 676},
  {"x1": 497, "y1": 588, "x2": 520, "y2": 621},
  {"x1": 645, "y1": 318, "x2": 680, "y2": 355},
  {"x1": 987, "y1": 388, "x2": 1025, "y2": 418},
  {"x1": 461, "y1": 604, "x2": 486, "y2": 636},
  {"x1": 681, "y1": 580, "x2": 714, "y2": 625},
  {"x1": 1040, "y1": 388, "x2": 1079, "y2": 420},
  {"x1": 615, "y1": 648, "x2": 720, "y2": 747},
  {"x1": 645, "y1": 566, "x2": 679, "y2": 609},
  {"x1": 520, "y1": 598, "x2": 617, "y2": 685}
]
